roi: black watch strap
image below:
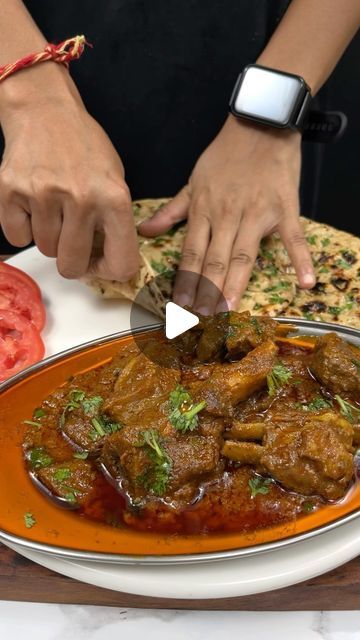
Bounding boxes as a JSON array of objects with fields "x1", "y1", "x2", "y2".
[{"x1": 302, "y1": 110, "x2": 347, "y2": 143}]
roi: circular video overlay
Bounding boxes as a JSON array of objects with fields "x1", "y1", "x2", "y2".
[{"x1": 129, "y1": 270, "x2": 230, "y2": 368}]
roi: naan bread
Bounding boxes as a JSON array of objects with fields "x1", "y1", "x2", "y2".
[{"x1": 85, "y1": 198, "x2": 360, "y2": 328}]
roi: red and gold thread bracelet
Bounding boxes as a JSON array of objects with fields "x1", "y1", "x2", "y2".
[{"x1": 0, "y1": 34, "x2": 91, "y2": 83}]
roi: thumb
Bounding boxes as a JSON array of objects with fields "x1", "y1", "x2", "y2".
[{"x1": 138, "y1": 186, "x2": 190, "y2": 237}]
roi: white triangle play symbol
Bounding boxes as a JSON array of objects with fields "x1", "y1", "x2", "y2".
[{"x1": 165, "y1": 302, "x2": 199, "y2": 339}]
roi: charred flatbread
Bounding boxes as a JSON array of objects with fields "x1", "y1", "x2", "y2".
[{"x1": 85, "y1": 198, "x2": 360, "y2": 328}]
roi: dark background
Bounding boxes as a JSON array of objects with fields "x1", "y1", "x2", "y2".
[
  {"x1": 0, "y1": 1, "x2": 359, "y2": 253},
  {"x1": 317, "y1": 33, "x2": 360, "y2": 237}
]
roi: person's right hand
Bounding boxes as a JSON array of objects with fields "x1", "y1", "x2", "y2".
[{"x1": 0, "y1": 65, "x2": 139, "y2": 281}]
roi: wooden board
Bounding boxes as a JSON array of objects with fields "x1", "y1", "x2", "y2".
[{"x1": 0, "y1": 544, "x2": 359, "y2": 610}]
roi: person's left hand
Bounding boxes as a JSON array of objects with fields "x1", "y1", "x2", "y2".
[{"x1": 138, "y1": 115, "x2": 316, "y2": 314}]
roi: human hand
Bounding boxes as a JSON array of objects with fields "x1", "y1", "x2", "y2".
[
  {"x1": 139, "y1": 116, "x2": 315, "y2": 313},
  {"x1": 0, "y1": 65, "x2": 139, "y2": 281}
]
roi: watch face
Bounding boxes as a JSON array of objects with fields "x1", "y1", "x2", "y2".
[{"x1": 233, "y1": 66, "x2": 303, "y2": 126}]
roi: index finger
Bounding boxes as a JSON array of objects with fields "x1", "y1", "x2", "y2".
[
  {"x1": 173, "y1": 206, "x2": 210, "y2": 308},
  {"x1": 277, "y1": 214, "x2": 316, "y2": 289},
  {"x1": 221, "y1": 216, "x2": 261, "y2": 311},
  {"x1": 95, "y1": 198, "x2": 139, "y2": 282}
]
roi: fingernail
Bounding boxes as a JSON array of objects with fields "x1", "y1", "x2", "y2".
[
  {"x1": 302, "y1": 272, "x2": 316, "y2": 287},
  {"x1": 226, "y1": 297, "x2": 237, "y2": 311},
  {"x1": 175, "y1": 293, "x2": 191, "y2": 308},
  {"x1": 216, "y1": 299, "x2": 229, "y2": 313},
  {"x1": 195, "y1": 306, "x2": 210, "y2": 316}
]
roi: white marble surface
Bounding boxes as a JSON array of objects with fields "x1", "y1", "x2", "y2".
[{"x1": 0, "y1": 603, "x2": 360, "y2": 639}]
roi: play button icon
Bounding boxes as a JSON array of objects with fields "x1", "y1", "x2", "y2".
[
  {"x1": 129, "y1": 269, "x2": 229, "y2": 368},
  {"x1": 165, "y1": 302, "x2": 199, "y2": 339}
]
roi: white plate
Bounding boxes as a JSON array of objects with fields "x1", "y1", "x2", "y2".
[
  {"x1": 5, "y1": 517, "x2": 360, "y2": 599},
  {"x1": 7, "y1": 248, "x2": 158, "y2": 357},
  {"x1": 4, "y1": 247, "x2": 360, "y2": 598}
]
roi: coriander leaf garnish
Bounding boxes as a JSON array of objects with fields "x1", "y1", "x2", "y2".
[
  {"x1": 267, "y1": 363, "x2": 292, "y2": 397},
  {"x1": 73, "y1": 451, "x2": 89, "y2": 460},
  {"x1": 162, "y1": 249, "x2": 181, "y2": 260},
  {"x1": 23, "y1": 407, "x2": 47, "y2": 427},
  {"x1": 303, "y1": 311, "x2": 315, "y2": 320},
  {"x1": 269, "y1": 293, "x2": 286, "y2": 305},
  {"x1": 89, "y1": 416, "x2": 123, "y2": 440},
  {"x1": 152, "y1": 235, "x2": 168, "y2": 246},
  {"x1": 24, "y1": 512, "x2": 36, "y2": 528},
  {"x1": 69, "y1": 389, "x2": 86, "y2": 403},
  {"x1": 302, "y1": 501, "x2": 315, "y2": 513},
  {"x1": 328, "y1": 306, "x2": 341, "y2": 316},
  {"x1": 345, "y1": 294, "x2": 355, "y2": 310},
  {"x1": 150, "y1": 259, "x2": 175, "y2": 279},
  {"x1": 151, "y1": 226, "x2": 179, "y2": 245},
  {"x1": 62, "y1": 486, "x2": 81, "y2": 504},
  {"x1": 64, "y1": 491, "x2": 77, "y2": 504},
  {"x1": 168, "y1": 385, "x2": 206, "y2": 432},
  {"x1": 260, "y1": 248, "x2": 274, "y2": 261},
  {"x1": 54, "y1": 468, "x2": 71, "y2": 482},
  {"x1": 140, "y1": 429, "x2": 165, "y2": 457},
  {"x1": 264, "y1": 265, "x2": 278, "y2": 277},
  {"x1": 264, "y1": 282, "x2": 290, "y2": 293},
  {"x1": 23, "y1": 420, "x2": 43, "y2": 427},
  {"x1": 91, "y1": 417, "x2": 106, "y2": 437},
  {"x1": 335, "y1": 395, "x2": 360, "y2": 424},
  {"x1": 250, "y1": 317, "x2": 263, "y2": 335},
  {"x1": 321, "y1": 238, "x2": 330, "y2": 247},
  {"x1": 306, "y1": 235, "x2": 317, "y2": 246},
  {"x1": 60, "y1": 389, "x2": 107, "y2": 428},
  {"x1": 135, "y1": 429, "x2": 172, "y2": 496},
  {"x1": 82, "y1": 395, "x2": 103, "y2": 417},
  {"x1": 60, "y1": 389, "x2": 86, "y2": 426},
  {"x1": 352, "y1": 359, "x2": 360, "y2": 372},
  {"x1": 28, "y1": 447, "x2": 53, "y2": 470},
  {"x1": 335, "y1": 258, "x2": 352, "y2": 270},
  {"x1": 294, "y1": 396, "x2": 332, "y2": 412},
  {"x1": 248, "y1": 476, "x2": 272, "y2": 498},
  {"x1": 104, "y1": 421, "x2": 122, "y2": 434},
  {"x1": 33, "y1": 408, "x2": 46, "y2": 419},
  {"x1": 307, "y1": 396, "x2": 333, "y2": 412}
]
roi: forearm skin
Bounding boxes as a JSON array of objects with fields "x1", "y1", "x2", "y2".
[
  {"x1": 0, "y1": 0, "x2": 81, "y2": 120},
  {"x1": 258, "y1": 0, "x2": 360, "y2": 94}
]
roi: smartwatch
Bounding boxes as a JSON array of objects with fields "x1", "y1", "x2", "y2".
[{"x1": 229, "y1": 64, "x2": 347, "y2": 143}]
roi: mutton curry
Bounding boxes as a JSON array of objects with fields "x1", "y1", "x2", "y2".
[{"x1": 22, "y1": 312, "x2": 360, "y2": 535}]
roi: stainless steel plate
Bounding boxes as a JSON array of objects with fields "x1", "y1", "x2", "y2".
[{"x1": 0, "y1": 318, "x2": 359, "y2": 565}]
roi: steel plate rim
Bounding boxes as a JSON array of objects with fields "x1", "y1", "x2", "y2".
[
  {"x1": 1, "y1": 503, "x2": 360, "y2": 566},
  {"x1": 1, "y1": 317, "x2": 359, "y2": 566}
]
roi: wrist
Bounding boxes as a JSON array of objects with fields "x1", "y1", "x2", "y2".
[
  {"x1": 224, "y1": 113, "x2": 301, "y2": 145},
  {"x1": 0, "y1": 62, "x2": 83, "y2": 122}
]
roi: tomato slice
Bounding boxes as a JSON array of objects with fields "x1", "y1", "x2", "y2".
[
  {"x1": 0, "y1": 310, "x2": 45, "y2": 382},
  {"x1": 0, "y1": 264, "x2": 46, "y2": 331},
  {"x1": 0, "y1": 262, "x2": 42, "y2": 299}
]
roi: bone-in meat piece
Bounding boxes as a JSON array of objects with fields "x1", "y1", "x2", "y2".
[
  {"x1": 196, "y1": 340, "x2": 278, "y2": 416},
  {"x1": 222, "y1": 413, "x2": 354, "y2": 500}
]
